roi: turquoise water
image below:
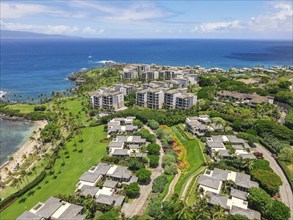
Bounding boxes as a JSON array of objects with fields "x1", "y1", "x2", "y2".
[{"x1": 0, "y1": 119, "x2": 35, "y2": 166}]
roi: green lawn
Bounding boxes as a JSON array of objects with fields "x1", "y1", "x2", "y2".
[
  {"x1": 172, "y1": 126, "x2": 204, "y2": 196},
  {"x1": 3, "y1": 104, "x2": 35, "y2": 114},
  {"x1": 279, "y1": 160, "x2": 293, "y2": 187},
  {"x1": 0, "y1": 125, "x2": 107, "y2": 220}
]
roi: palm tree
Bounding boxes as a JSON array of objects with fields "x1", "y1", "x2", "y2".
[
  {"x1": 20, "y1": 169, "x2": 29, "y2": 185},
  {"x1": 11, "y1": 177, "x2": 20, "y2": 190},
  {"x1": 211, "y1": 204, "x2": 226, "y2": 220},
  {"x1": 175, "y1": 201, "x2": 194, "y2": 220},
  {"x1": 9, "y1": 156, "x2": 16, "y2": 166}
]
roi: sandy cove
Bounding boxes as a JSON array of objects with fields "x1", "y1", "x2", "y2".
[{"x1": 0, "y1": 120, "x2": 47, "y2": 181}]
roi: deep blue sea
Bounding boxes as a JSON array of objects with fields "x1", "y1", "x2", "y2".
[
  {"x1": 0, "y1": 38, "x2": 292, "y2": 164},
  {"x1": 1, "y1": 39, "x2": 292, "y2": 100}
]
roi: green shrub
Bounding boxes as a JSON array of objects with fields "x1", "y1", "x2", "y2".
[
  {"x1": 250, "y1": 169, "x2": 282, "y2": 195},
  {"x1": 147, "y1": 143, "x2": 160, "y2": 155},
  {"x1": 136, "y1": 168, "x2": 151, "y2": 184},
  {"x1": 148, "y1": 155, "x2": 159, "y2": 168},
  {"x1": 152, "y1": 175, "x2": 168, "y2": 193},
  {"x1": 125, "y1": 182, "x2": 140, "y2": 198},
  {"x1": 34, "y1": 105, "x2": 47, "y2": 111}
]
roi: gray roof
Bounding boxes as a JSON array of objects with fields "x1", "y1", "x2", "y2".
[
  {"x1": 232, "y1": 144, "x2": 244, "y2": 150},
  {"x1": 35, "y1": 197, "x2": 62, "y2": 219},
  {"x1": 109, "y1": 166, "x2": 132, "y2": 180},
  {"x1": 129, "y1": 144, "x2": 140, "y2": 149},
  {"x1": 198, "y1": 175, "x2": 221, "y2": 190},
  {"x1": 235, "y1": 173, "x2": 259, "y2": 188},
  {"x1": 79, "y1": 163, "x2": 111, "y2": 183},
  {"x1": 226, "y1": 135, "x2": 245, "y2": 144},
  {"x1": 125, "y1": 125, "x2": 138, "y2": 131},
  {"x1": 96, "y1": 194, "x2": 115, "y2": 206},
  {"x1": 113, "y1": 194, "x2": 125, "y2": 207},
  {"x1": 109, "y1": 142, "x2": 124, "y2": 148},
  {"x1": 58, "y1": 204, "x2": 84, "y2": 220},
  {"x1": 206, "y1": 141, "x2": 225, "y2": 149},
  {"x1": 103, "y1": 180, "x2": 118, "y2": 188},
  {"x1": 239, "y1": 154, "x2": 256, "y2": 160},
  {"x1": 112, "y1": 149, "x2": 129, "y2": 156},
  {"x1": 187, "y1": 120, "x2": 207, "y2": 130},
  {"x1": 211, "y1": 135, "x2": 224, "y2": 142},
  {"x1": 230, "y1": 188, "x2": 248, "y2": 200},
  {"x1": 218, "y1": 150, "x2": 231, "y2": 157},
  {"x1": 211, "y1": 168, "x2": 229, "y2": 181},
  {"x1": 206, "y1": 192, "x2": 229, "y2": 209},
  {"x1": 80, "y1": 185, "x2": 99, "y2": 197},
  {"x1": 17, "y1": 211, "x2": 42, "y2": 220},
  {"x1": 129, "y1": 176, "x2": 138, "y2": 183},
  {"x1": 230, "y1": 206, "x2": 261, "y2": 220}
]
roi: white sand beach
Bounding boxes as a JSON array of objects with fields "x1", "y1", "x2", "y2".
[{"x1": 0, "y1": 120, "x2": 47, "y2": 181}]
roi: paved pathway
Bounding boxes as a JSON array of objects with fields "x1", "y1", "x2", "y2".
[
  {"x1": 180, "y1": 166, "x2": 206, "y2": 201},
  {"x1": 122, "y1": 125, "x2": 164, "y2": 217},
  {"x1": 162, "y1": 168, "x2": 181, "y2": 202},
  {"x1": 255, "y1": 143, "x2": 293, "y2": 217}
]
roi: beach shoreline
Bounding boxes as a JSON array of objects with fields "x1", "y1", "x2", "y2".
[{"x1": 0, "y1": 120, "x2": 47, "y2": 181}]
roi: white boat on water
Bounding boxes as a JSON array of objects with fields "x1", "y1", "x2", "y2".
[{"x1": 88, "y1": 55, "x2": 92, "y2": 59}]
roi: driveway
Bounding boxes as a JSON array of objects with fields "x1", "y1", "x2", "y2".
[
  {"x1": 255, "y1": 143, "x2": 293, "y2": 216},
  {"x1": 122, "y1": 125, "x2": 164, "y2": 217}
]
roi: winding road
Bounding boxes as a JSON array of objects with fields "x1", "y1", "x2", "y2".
[{"x1": 255, "y1": 143, "x2": 293, "y2": 217}]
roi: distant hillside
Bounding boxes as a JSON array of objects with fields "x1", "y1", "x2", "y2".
[{"x1": 0, "y1": 30, "x2": 80, "y2": 39}]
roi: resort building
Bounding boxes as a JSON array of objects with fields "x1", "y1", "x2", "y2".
[
  {"x1": 17, "y1": 197, "x2": 85, "y2": 220},
  {"x1": 136, "y1": 88, "x2": 197, "y2": 110},
  {"x1": 108, "y1": 136, "x2": 147, "y2": 157},
  {"x1": 136, "y1": 89, "x2": 148, "y2": 107},
  {"x1": 113, "y1": 84, "x2": 136, "y2": 95},
  {"x1": 146, "y1": 88, "x2": 165, "y2": 109},
  {"x1": 89, "y1": 89, "x2": 124, "y2": 110},
  {"x1": 185, "y1": 115, "x2": 223, "y2": 136},
  {"x1": 205, "y1": 135, "x2": 256, "y2": 160},
  {"x1": 122, "y1": 70, "x2": 138, "y2": 81},
  {"x1": 141, "y1": 71, "x2": 159, "y2": 82},
  {"x1": 76, "y1": 163, "x2": 138, "y2": 207},
  {"x1": 159, "y1": 70, "x2": 175, "y2": 80},
  {"x1": 217, "y1": 91, "x2": 274, "y2": 106},
  {"x1": 175, "y1": 93, "x2": 197, "y2": 109},
  {"x1": 107, "y1": 117, "x2": 138, "y2": 135},
  {"x1": 198, "y1": 168, "x2": 260, "y2": 220}
]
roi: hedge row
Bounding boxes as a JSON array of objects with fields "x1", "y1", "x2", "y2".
[{"x1": 0, "y1": 171, "x2": 46, "y2": 211}]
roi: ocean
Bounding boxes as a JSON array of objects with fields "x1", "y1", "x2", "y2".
[
  {"x1": 0, "y1": 119, "x2": 35, "y2": 165},
  {"x1": 0, "y1": 38, "x2": 292, "y2": 163}
]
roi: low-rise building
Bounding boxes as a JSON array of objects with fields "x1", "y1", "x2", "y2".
[
  {"x1": 141, "y1": 71, "x2": 159, "y2": 82},
  {"x1": 198, "y1": 168, "x2": 260, "y2": 220},
  {"x1": 217, "y1": 91, "x2": 274, "y2": 106},
  {"x1": 17, "y1": 197, "x2": 85, "y2": 220},
  {"x1": 205, "y1": 135, "x2": 255, "y2": 160},
  {"x1": 108, "y1": 136, "x2": 147, "y2": 157},
  {"x1": 113, "y1": 84, "x2": 136, "y2": 95},
  {"x1": 107, "y1": 117, "x2": 138, "y2": 135},
  {"x1": 136, "y1": 89, "x2": 148, "y2": 107},
  {"x1": 76, "y1": 163, "x2": 138, "y2": 207},
  {"x1": 123, "y1": 70, "x2": 138, "y2": 81}
]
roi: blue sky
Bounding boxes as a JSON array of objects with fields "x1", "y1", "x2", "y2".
[{"x1": 0, "y1": 1, "x2": 292, "y2": 39}]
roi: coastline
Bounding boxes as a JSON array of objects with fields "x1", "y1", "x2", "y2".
[{"x1": 0, "y1": 120, "x2": 47, "y2": 181}]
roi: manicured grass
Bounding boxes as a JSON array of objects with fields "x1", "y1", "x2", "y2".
[
  {"x1": 3, "y1": 104, "x2": 35, "y2": 114},
  {"x1": 172, "y1": 126, "x2": 204, "y2": 196},
  {"x1": 0, "y1": 125, "x2": 107, "y2": 220}
]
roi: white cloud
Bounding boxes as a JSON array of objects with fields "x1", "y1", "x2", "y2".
[
  {"x1": 1, "y1": 20, "x2": 79, "y2": 35},
  {"x1": 71, "y1": 1, "x2": 171, "y2": 22},
  {"x1": 0, "y1": 2, "x2": 87, "y2": 19},
  {"x1": 82, "y1": 26, "x2": 105, "y2": 35},
  {"x1": 0, "y1": 3, "x2": 49, "y2": 19},
  {"x1": 191, "y1": 2, "x2": 292, "y2": 33}
]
